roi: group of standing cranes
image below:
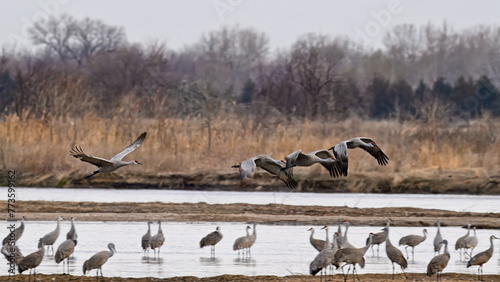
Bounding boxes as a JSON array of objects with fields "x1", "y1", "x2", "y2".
[
  {"x1": 307, "y1": 219, "x2": 498, "y2": 281},
  {"x1": 2, "y1": 216, "x2": 116, "y2": 279},
  {"x1": 197, "y1": 223, "x2": 257, "y2": 258}
]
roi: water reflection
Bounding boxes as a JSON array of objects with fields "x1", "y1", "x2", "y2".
[
  {"x1": 199, "y1": 257, "x2": 222, "y2": 265},
  {"x1": 233, "y1": 257, "x2": 256, "y2": 266}
]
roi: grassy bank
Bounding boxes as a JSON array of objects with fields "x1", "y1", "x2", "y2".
[{"x1": 1, "y1": 113, "x2": 499, "y2": 193}]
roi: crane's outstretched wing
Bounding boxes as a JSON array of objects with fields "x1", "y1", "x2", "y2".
[
  {"x1": 69, "y1": 146, "x2": 112, "y2": 167},
  {"x1": 256, "y1": 156, "x2": 298, "y2": 189},
  {"x1": 282, "y1": 149, "x2": 306, "y2": 177},
  {"x1": 310, "y1": 149, "x2": 343, "y2": 177},
  {"x1": 357, "y1": 138, "x2": 389, "y2": 166},
  {"x1": 110, "y1": 132, "x2": 147, "y2": 161},
  {"x1": 330, "y1": 142, "x2": 348, "y2": 176}
]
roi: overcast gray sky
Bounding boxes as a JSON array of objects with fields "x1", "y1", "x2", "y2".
[{"x1": 1, "y1": 0, "x2": 499, "y2": 52}]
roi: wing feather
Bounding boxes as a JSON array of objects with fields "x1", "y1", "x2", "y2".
[
  {"x1": 256, "y1": 156, "x2": 298, "y2": 189},
  {"x1": 358, "y1": 141, "x2": 389, "y2": 166},
  {"x1": 69, "y1": 146, "x2": 112, "y2": 167},
  {"x1": 110, "y1": 132, "x2": 147, "y2": 161}
]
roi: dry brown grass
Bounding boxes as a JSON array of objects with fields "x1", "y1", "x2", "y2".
[{"x1": 1, "y1": 112, "x2": 499, "y2": 181}]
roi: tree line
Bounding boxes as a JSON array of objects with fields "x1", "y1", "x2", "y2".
[{"x1": 1, "y1": 15, "x2": 500, "y2": 122}]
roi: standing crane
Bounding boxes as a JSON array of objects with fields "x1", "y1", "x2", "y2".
[
  {"x1": 2, "y1": 216, "x2": 25, "y2": 245},
  {"x1": 310, "y1": 226, "x2": 336, "y2": 281},
  {"x1": 41, "y1": 216, "x2": 62, "y2": 255},
  {"x1": 200, "y1": 226, "x2": 223, "y2": 257},
  {"x1": 66, "y1": 217, "x2": 78, "y2": 242},
  {"x1": 398, "y1": 228, "x2": 428, "y2": 260},
  {"x1": 333, "y1": 233, "x2": 374, "y2": 282},
  {"x1": 233, "y1": 225, "x2": 251, "y2": 256},
  {"x1": 18, "y1": 238, "x2": 44, "y2": 279},
  {"x1": 83, "y1": 243, "x2": 116, "y2": 276},
  {"x1": 141, "y1": 221, "x2": 153, "y2": 256},
  {"x1": 340, "y1": 220, "x2": 355, "y2": 249},
  {"x1": 150, "y1": 220, "x2": 164, "y2": 257},
  {"x1": 463, "y1": 227, "x2": 478, "y2": 258},
  {"x1": 427, "y1": 240, "x2": 450, "y2": 281},
  {"x1": 382, "y1": 227, "x2": 407, "y2": 279},
  {"x1": 70, "y1": 132, "x2": 147, "y2": 179},
  {"x1": 55, "y1": 238, "x2": 77, "y2": 274},
  {"x1": 1, "y1": 243, "x2": 23, "y2": 266},
  {"x1": 242, "y1": 223, "x2": 257, "y2": 257},
  {"x1": 467, "y1": 235, "x2": 499, "y2": 281},
  {"x1": 308, "y1": 227, "x2": 331, "y2": 252},
  {"x1": 433, "y1": 220, "x2": 443, "y2": 255},
  {"x1": 366, "y1": 229, "x2": 386, "y2": 257},
  {"x1": 455, "y1": 223, "x2": 471, "y2": 261}
]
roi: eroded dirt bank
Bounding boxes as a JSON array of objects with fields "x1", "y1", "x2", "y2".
[{"x1": 3, "y1": 201, "x2": 499, "y2": 228}]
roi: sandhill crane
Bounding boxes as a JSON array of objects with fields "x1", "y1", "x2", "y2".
[
  {"x1": 233, "y1": 225, "x2": 251, "y2": 256},
  {"x1": 41, "y1": 216, "x2": 62, "y2": 255},
  {"x1": 382, "y1": 227, "x2": 407, "y2": 279},
  {"x1": 55, "y1": 238, "x2": 77, "y2": 274},
  {"x1": 282, "y1": 149, "x2": 342, "y2": 178},
  {"x1": 463, "y1": 227, "x2": 478, "y2": 258},
  {"x1": 399, "y1": 228, "x2": 428, "y2": 260},
  {"x1": 455, "y1": 223, "x2": 471, "y2": 260},
  {"x1": 232, "y1": 155, "x2": 297, "y2": 189},
  {"x1": 18, "y1": 238, "x2": 44, "y2": 279},
  {"x1": 70, "y1": 132, "x2": 147, "y2": 179},
  {"x1": 141, "y1": 221, "x2": 153, "y2": 256},
  {"x1": 433, "y1": 220, "x2": 443, "y2": 255},
  {"x1": 366, "y1": 230, "x2": 386, "y2": 257},
  {"x1": 242, "y1": 223, "x2": 257, "y2": 257},
  {"x1": 200, "y1": 226, "x2": 223, "y2": 257},
  {"x1": 427, "y1": 240, "x2": 450, "y2": 281},
  {"x1": 333, "y1": 233, "x2": 374, "y2": 282},
  {"x1": 2, "y1": 243, "x2": 23, "y2": 266},
  {"x1": 328, "y1": 137, "x2": 389, "y2": 176},
  {"x1": 335, "y1": 219, "x2": 344, "y2": 247},
  {"x1": 66, "y1": 217, "x2": 77, "y2": 242},
  {"x1": 150, "y1": 220, "x2": 164, "y2": 257},
  {"x1": 467, "y1": 235, "x2": 499, "y2": 281},
  {"x1": 310, "y1": 226, "x2": 336, "y2": 281},
  {"x1": 83, "y1": 243, "x2": 116, "y2": 276},
  {"x1": 340, "y1": 220, "x2": 355, "y2": 249},
  {"x1": 309, "y1": 227, "x2": 331, "y2": 252},
  {"x1": 3, "y1": 216, "x2": 25, "y2": 245}
]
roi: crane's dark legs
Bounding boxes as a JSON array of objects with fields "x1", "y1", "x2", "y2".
[
  {"x1": 392, "y1": 262, "x2": 395, "y2": 280},
  {"x1": 85, "y1": 170, "x2": 99, "y2": 179}
]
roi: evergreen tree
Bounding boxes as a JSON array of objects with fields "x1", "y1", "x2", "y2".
[{"x1": 240, "y1": 78, "x2": 256, "y2": 104}]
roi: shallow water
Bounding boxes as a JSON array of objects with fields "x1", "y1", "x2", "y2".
[
  {"x1": 2, "y1": 221, "x2": 499, "y2": 278},
  {"x1": 3, "y1": 187, "x2": 500, "y2": 213}
]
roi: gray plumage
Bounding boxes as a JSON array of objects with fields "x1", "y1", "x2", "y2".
[
  {"x1": 308, "y1": 227, "x2": 331, "y2": 252},
  {"x1": 433, "y1": 220, "x2": 443, "y2": 255},
  {"x1": 329, "y1": 137, "x2": 389, "y2": 176},
  {"x1": 333, "y1": 233, "x2": 373, "y2": 281},
  {"x1": 399, "y1": 228, "x2": 428, "y2": 260},
  {"x1": 2, "y1": 216, "x2": 25, "y2": 245},
  {"x1": 366, "y1": 230, "x2": 386, "y2": 257},
  {"x1": 83, "y1": 243, "x2": 116, "y2": 276},
  {"x1": 463, "y1": 227, "x2": 478, "y2": 258},
  {"x1": 18, "y1": 238, "x2": 44, "y2": 276},
  {"x1": 70, "y1": 132, "x2": 147, "y2": 179},
  {"x1": 233, "y1": 225, "x2": 251, "y2": 255},
  {"x1": 232, "y1": 155, "x2": 297, "y2": 189},
  {"x1": 66, "y1": 217, "x2": 78, "y2": 243},
  {"x1": 200, "y1": 226, "x2": 223, "y2": 257},
  {"x1": 2, "y1": 243, "x2": 24, "y2": 266},
  {"x1": 467, "y1": 235, "x2": 498, "y2": 281},
  {"x1": 455, "y1": 223, "x2": 471, "y2": 260},
  {"x1": 41, "y1": 216, "x2": 62, "y2": 254},
  {"x1": 141, "y1": 221, "x2": 153, "y2": 255},
  {"x1": 55, "y1": 239, "x2": 77, "y2": 274},
  {"x1": 340, "y1": 220, "x2": 355, "y2": 249},
  {"x1": 150, "y1": 220, "x2": 164, "y2": 256},
  {"x1": 310, "y1": 226, "x2": 336, "y2": 277},
  {"x1": 282, "y1": 149, "x2": 342, "y2": 178},
  {"x1": 383, "y1": 226, "x2": 408, "y2": 279},
  {"x1": 427, "y1": 240, "x2": 450, "y2": 281}
]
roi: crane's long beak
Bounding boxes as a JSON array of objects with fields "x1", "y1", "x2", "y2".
[
  {"x1": 328, "y1": 147, "x2": 334, "y2": 151},
  {"x1": 138, "y1": 162, "x2": 142, "y2": 165}
]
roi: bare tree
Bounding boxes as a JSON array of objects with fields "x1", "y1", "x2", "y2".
[{"x1": 28, "y1": 14, "x2": 126, "y2": 67}]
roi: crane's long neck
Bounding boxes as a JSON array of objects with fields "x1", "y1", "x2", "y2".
[
  {"x1": 362, "y1": 236, "x2": 372, "y2": 254},
  {"x1": 252, "y1": 224, "x2": 256, "y2": 236},
  {"x1": 443, "y1": 241, "x2": 449, "y2": 254},
  {"x1": 109, "y1": 246, "x2": 115, "y2": 257},
  {"x1": 422, "y1": 230, "x2": 427, "y2": 240},
  {"x1": 310, "y1": 229, "x2": 314, "y2": 241},
  {"x1": 246, "y1": 228, "x2": 250, "y2": 237},
  {"x1": 158, "y1": 222, "x2": 163, "y2": 235},
  {"x1": 56, "y1": 218, "x2": 60, "y2": 232},
  {"x1": 487, "y1": 237, "x2": 495, "y2": 255},
  {"x1": 384, "y1": 229, "x2": 391, "y2": 246},
  {"x1": 323, "y1": 228, "x2": 330, "y2": 249},
  {"x1": 437, "y1": 221, "x2": 441, "y2": 234},
  {"x1": 147, "y1": 223, "x2": 151, "y2": 234}
]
